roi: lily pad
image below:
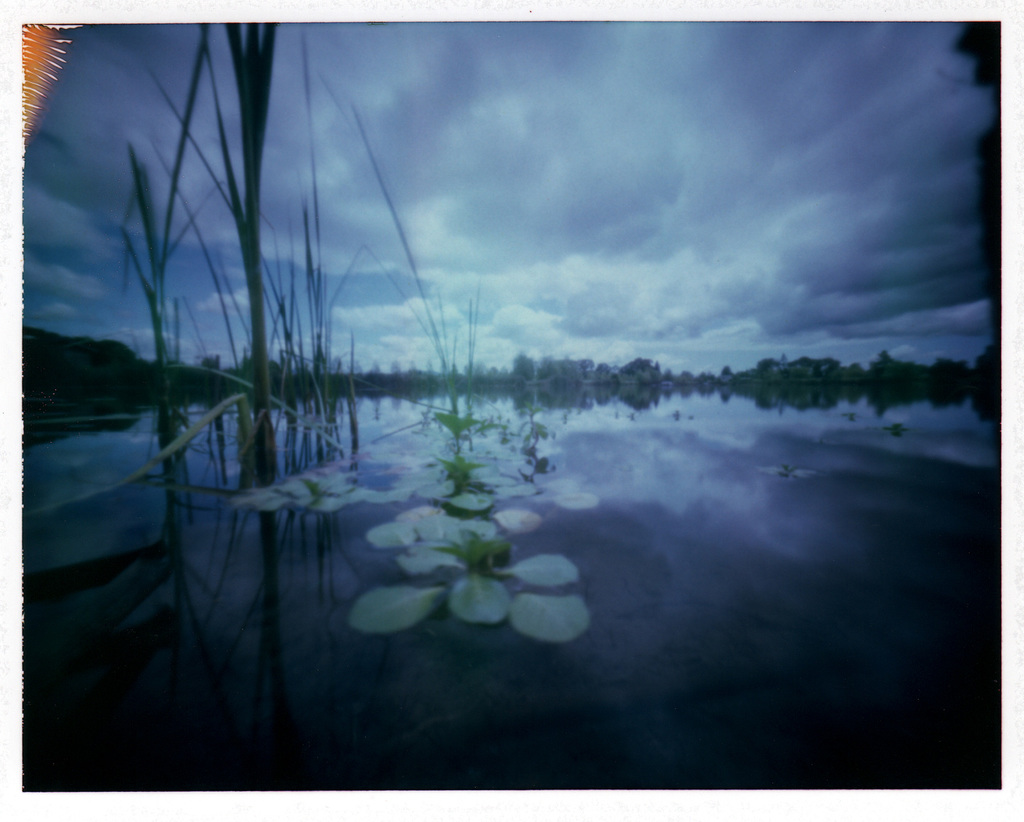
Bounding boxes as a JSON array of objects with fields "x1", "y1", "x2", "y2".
[
  {"x1": 351, "y1": 486, "x2": 415, "y2": 504},
  {"x1": 414, "y1": 480, "x2": 456, "y2": 499},
  {"x1": 396, "y1": 505, "x2": 442, "y2": 523},
  {"x1": 506, "y1": 554, "x2": 579, "y2": 586},
  {"x1": 366, "y1": 520, "x2": 420, "y2": 548},
  {"x1": 447, "y1": 492, "x2": 494, "y2": 512},
  {"x1": 509, "y1": 593, "x2": 590, "y2": 643},
  {"x1": 414, "y1": 515, "x2": 497, "y2": 543},
  {"x1": 552, "y1": 492, "x2": 599, "y2": 510},
  {"x1": 396, "y1": 546, "x2": 465, "y2": 575},
  {"x1": 493, "y1": 508, "x2": 543, "y2": 534},
  {"x1": 448, "y1": 575, "x2": 511, "y2": 624},
  {"x1": 347, "y1": 585, "x2": 445, "y2": 633},
  {"x1": 306, "y1": 493, "x2": 355, "y2": 512}
]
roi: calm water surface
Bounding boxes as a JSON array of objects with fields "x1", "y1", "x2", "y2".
[{"x1": 23, "y1": 389, "x2": 1000, "y2": 789}]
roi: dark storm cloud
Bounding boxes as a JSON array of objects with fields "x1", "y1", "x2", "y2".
[{"x1": 21, "y1": 21, "x2": 996, "y2": 371}]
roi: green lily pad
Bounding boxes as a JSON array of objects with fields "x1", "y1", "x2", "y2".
[
  {"x1": 493, "y1": 508, "x2": 543, "y2": 534},
  {"x1": 509, "y1": 593, "x2": 590, "y2": 642},
  {"x1": 315, "y1": 473, "x2": 357, "y2": 495},
  {"x1": 347, "y1": 585, "x2": 445, "y2": 633},
  {"x1": 552, "y1": 492, "x2": 599, "y2": 510},
  {"x1": 506, "y1": 554, "x2": 579, "y2": 586},
  {"x1": 447, "y1": 492, "x2": 494, "y2": 512},
  {"x1": 414, "y1": 480, "x2": 456, "y2": 499},
  {"x1": 414, "y1": 515, "x2": 497, "y2": 543},
  {"x1": 306, "y1": 493, "x2": 354, "y2": 512},
  {"x1": 366, "y1": 520, "x2": 420, "y2": 548},
  {"x1": 277, "y1": 478, "x2": 317, "y2": 501},
  {"x1": 462, "y1": 535, "x2": 513, "y2": 567},
  {"x1": 396, "y1": 505, "x2": 442, "y2": 523},
  {"x1": 351, "y1": 486, "x2": 415, "y2": 504},
  {"x1": 448, "y1": 575, "x2": 511, "y2": 624},
  {"x1": 396, "y1": 546, "x2": 465, "y2": 575}
]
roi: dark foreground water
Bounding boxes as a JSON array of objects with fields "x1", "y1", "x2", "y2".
[{"x1": 22, "y1": 388, "x2": 1000, "y2": 790}]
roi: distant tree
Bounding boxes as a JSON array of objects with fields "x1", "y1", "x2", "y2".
[
  {"x1": 817, "y1": 357, "x2": 841, "y2": 380},
  {"x1": 843, "y1": 362, "x2": 866, "y2": 381},
  {"x1": 512, "y1": 352, "x2": 535, "y2": 382},
  {"x1": 756, "y1": 358, "x2": 779, "y2": 379},
  {"x1": 536, "y1": 355, "x2": 555, "y2": 381},
  {"x1": 620, "y1": 357, "x2": 660, "y2": 383},
  {"x1": 929, "y1": 358, "x2": 971, "y2": 384}
]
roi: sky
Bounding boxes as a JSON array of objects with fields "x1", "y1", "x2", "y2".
[{"x1": 21, "y1": 20, "x2": 999, "y2": 376}]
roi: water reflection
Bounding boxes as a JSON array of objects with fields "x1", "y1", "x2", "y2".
[{"x1": 22, "y1": 386, "x2": 1000, "y2": 789}]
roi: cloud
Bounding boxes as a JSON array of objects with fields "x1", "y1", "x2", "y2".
[
  {"x1": 21, "y1": 22, "x2": 996, "y2": 375},
  {"x1": 24, "y1": 259, "x2": 107, "y2": 302},
  {"x1": 196, "y1": 287, "x2": 250, "y2": 314},
  {"x1": 833, "y1": 299, "x2": 992, "y2": 340},
  {"x1": 26, "y1": 302, "x2": 80, "y2": 322}
]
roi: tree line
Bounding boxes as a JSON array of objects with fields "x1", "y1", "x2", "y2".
[
  {"x1": 23, "y1": 325, "x2": 996, "y2": 410},
  {"x1": 499, "y1": 348, "x2": 996, "y2": 391}
]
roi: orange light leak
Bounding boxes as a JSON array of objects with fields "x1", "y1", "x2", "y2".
[{"x1": 23, "y1": 24, "x2": 75, "y2": 146}]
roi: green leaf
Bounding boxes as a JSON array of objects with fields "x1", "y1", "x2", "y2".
[
  {"x1": 493, "y1": 508, "x2": 543, "y2": 533},
  {"x1": 347, "y1": 585, "x2": 446, "y2": 633},
  {"x1": 437, "y1": 455, "x2": 486, "y2": 476},
  {"x1": 396, "y1": 505, "x2": 442, "y2": 523},
  {"x1": 506, "y1": 554, "x2": 579, "y2": 586},
  {"x1": 509, "y1": 594, "x2": 590, "y2": 642},
  {"x1": 366, "y1": 520, "x2": 420, "y2": 548},
  {"x1": 307, "y1": 494, "x2": 354, "y2": 512},
  {"x1": 447, "y1": 492, "x2": 494, "y2": 512},
  {"x1": 396, "y1": 546, "x2": 465, "y2": 575},
  {"x1": 414, "y1": 479, "x2": 456, "y2": 499},
  {"x1": 456, "y1": 519, "x2": 499, "y2": 540},
  {"x1": 448, "y1": 575, "x2": 510, "y2": 624},
  {"x1": 463, "y1": 535, "x2": 512, "y2": 567},
  {"x1": 435, "y1": 412, "x2": 480, "y2": 438}
]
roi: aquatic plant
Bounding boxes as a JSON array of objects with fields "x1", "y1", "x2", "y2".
[
  {"x1": 349, "y1": 513, "x2": 589, "y2": 642},
  {"x1": 517, "y1": 402, "x2": 554, "y2": 481},
  {"x1": 27, "y1": 392, "x2": 254, "y2": 515},
  {"x1": 210, "y1": 23, "x2": 278, "y2": 484},
  {"x1": 122, "y1": 26, "x2": 207, "y2": 387},
  {"x1": 349, "y1": 105, "x2": 484, "y2": 421}
]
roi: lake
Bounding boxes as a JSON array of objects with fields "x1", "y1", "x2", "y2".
[{"x1": 22, "y1": 384, "x2": 1001, "y2": 790}]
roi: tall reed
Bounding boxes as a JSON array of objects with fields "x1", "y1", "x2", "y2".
[
  {"x1": 208, "y1": 23, "x2": 278, "y2": 484},
  {"x1": 121, "y1": 25, "x2": 207, "y2": 390},
  {"x1": 351, "y1": 107, "x2": 481, "y2": 418}
]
